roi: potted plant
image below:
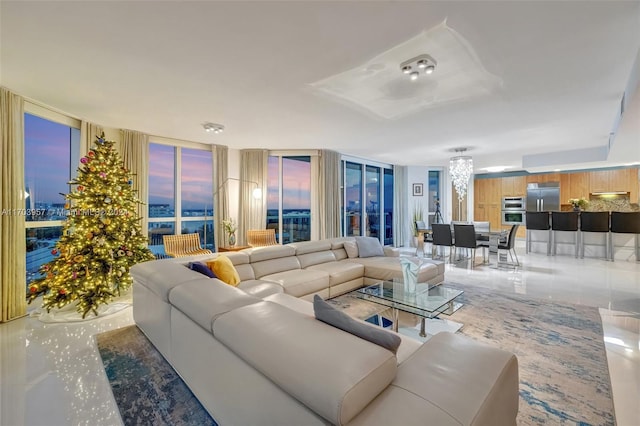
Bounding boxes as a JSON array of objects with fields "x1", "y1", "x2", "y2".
[
  {"x1": 568, "y1": 197, "x2": 588, "y2": 211},
  {"x1": 411, "y1": 203, "x2": 424, "y2": 247},
  {"x1": 222, "y1": 218, "x2": 237, "y2": 246}
]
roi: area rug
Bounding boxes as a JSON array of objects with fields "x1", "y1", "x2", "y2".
[
  {"x1": 330, "y1": 285, "x2": 616, "y2": 426},
  {"x1": 96, "y1": 326, "x2": 217, "y2": 426},
  {"x1": 97, "y1": 286, "x2": 614, "y2": 426}
]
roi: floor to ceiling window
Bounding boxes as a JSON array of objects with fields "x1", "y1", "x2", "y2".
[
  {"x1": 267, "y1": 155, "x2": 312, "y2": 243},
  {"x1": 24, "y1": 112, "x2": 80, "y2": 285},
  {"x1": 342, "y1": 159, "x2": 393, "y2": 244},
  {"x1": 148, "y1": 142, "x2": 213, "y2": 256}
]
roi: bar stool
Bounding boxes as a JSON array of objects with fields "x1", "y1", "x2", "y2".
[
  {"x1": 551, "y1": 211, "x2": 579, "y2": 258},
  {"x1": 609, "y1": 211, "x2": 640, "y2": 262},
  {"x1": 526, "y1": 211, "x2": 551, "y2": 255},
  {"x1": 579, "y1": 211, "x2": 610, "y2": 260}
]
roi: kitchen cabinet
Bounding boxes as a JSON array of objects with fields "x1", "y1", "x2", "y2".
[
  {"x1": 569, "y1": 172, "x2": 590, "y2": 200},
  {"x1": 501, "y1": 176, "x2": 526, "y2": 197},
  {"x1": 588, "y1": 168, "x2": 639, "y2": 201}
]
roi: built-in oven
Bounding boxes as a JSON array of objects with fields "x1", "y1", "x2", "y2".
[
  {"x1": 502, "y1": 210, "x2": 526, "y2": 226},
  {"x1": 502, "y1": 197, "x2": 526, "y2": 211}
]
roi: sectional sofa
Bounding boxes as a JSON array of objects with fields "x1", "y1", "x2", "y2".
[{"x1": 130, "y1": 236, "x2": 520, "y2": 425}]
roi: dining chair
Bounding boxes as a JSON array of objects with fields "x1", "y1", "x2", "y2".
[
  {"x1": 498, "y1": 225, "x2": 520, "y2": 266},
  {"x1": 453, "y1": 224, "x2": 485, "y2": 268},
  {"x1": 431, "y1": 223, "x2": 454, "y2": 263}
]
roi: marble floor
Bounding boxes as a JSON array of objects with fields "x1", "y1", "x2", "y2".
[{"x1": 1, "y1": 243, "x2": 638, "y2": 425}]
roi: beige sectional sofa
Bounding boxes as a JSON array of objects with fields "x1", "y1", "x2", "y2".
[
  {"x1": 130, "y1": 236, "x2": 520, "y2": 425},
  {"x1": 181, "y1": 237, "x2": 445, "y2": 301}
]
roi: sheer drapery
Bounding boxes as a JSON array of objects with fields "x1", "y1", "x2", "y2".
[
  {"x1": 213, "y1": 145, "x2": 228, "y2": 251},
  {"x1": 318, "y1": 149, "x2": 341, "y2": 239},
  {"x1": 0, "y1": 88, "x2": 27, "y2": 322},
  {"x1": 239, "y1": 150, "x2": 268, "y2": 246},
  {"x1": 80, "y1": 121, "x2": 104, "y2": 159},
  {"x1": 119, "y1": 130, "x2": 149, "y2": 234},
  {"x1": 393, "y1": 165, "x2": 408, "y2": 247}
]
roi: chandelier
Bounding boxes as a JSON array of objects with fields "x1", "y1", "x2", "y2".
[{"x1": 449, "y1": 148, "x2": 473, "y2": 202}]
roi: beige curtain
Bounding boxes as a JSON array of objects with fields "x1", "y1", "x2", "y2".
[
  {"x1": 318, "y1": 150, "x2": 342, "y2": 239},
  {"x1": 213, "y1": 145, "x2": 228, "y2": 250},
  {"x1": 119, "y1": 130, "x2": 149, "y2": 234},
  {"x1": 393, "y1": 165, "x2": 408, "y2": 247},
  {"x1": 239, "y1": 149, "x2": 268, "y2": 245},
  {"x1": 80, "y1": 121, "x2": 104, "y2": 159},
  {"x1": 0, "y1": 88, "x2": 27, "y2": 322}
]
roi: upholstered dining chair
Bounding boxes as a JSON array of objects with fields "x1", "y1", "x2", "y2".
[
  {"x1": 497, "y1": 225, "x2": 520, "y2": 267},
  {"x1": 431, "y1": 223, "x2": 454, "y2": 263},
  {"x1": 453, "y1": 224, "x2": 487, "y2": 268}
]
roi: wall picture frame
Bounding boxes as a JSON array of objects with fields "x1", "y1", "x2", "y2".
[{"x1": 412, "y1": 183, "x2": 424, "y2": 196}]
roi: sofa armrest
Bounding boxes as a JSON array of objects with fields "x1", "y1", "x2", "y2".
[{"x1": 383, "y1": 247, "x2": 400, "y2": 257}]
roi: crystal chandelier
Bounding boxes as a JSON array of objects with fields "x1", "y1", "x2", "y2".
[{"x1": 449, "y1": 148, "x2": 473, "y2": 202}]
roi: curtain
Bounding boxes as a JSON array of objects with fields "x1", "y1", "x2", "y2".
[
  {"x1": 0, "y1": 88, "x2": 27, "y2": 322},
  {"x1": 318, "y1": 150, "x2": 341, "y2": 239},
  {"x1": 393, "y1": 165, "x2": 408, "y2": 248},
  {"x1": 119, "y1": 130, "x2": 149, "y2": 234},
  {"x1": 213, "y1": 145, "x2": 228, "y2": 250},
  {"x1": 80, "y1": 121, "x2": 104, "y2": 159},
  {"x1": 239, "y1": 150, "x2": 268, "y2": 245}
]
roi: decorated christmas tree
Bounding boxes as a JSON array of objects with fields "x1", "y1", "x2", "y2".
[{"x1": 27, "y1": 133, "x2": 154, "y2": 318}]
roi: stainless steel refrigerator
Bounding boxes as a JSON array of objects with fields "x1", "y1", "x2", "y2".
[{"x1": 526, "y1": 182, "x2": 560, "y2": 211}]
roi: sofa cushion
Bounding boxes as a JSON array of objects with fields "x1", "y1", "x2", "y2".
[
  {"x1": 131, "y1": 259, "x2": 205, "y2": 301},
  {"x1": 297, "y1": 250, "x2": 337, "y2": 269},
  {"x1": 248, "y1": 245, "x2": 296, "y2": 262},
  {"x1": 213, "y1": 301, "x2": 398, "y2": 426},
  {"x1": 355, "y1": 237, "x2": 384, "y2": 258},
  {"x1": 169, "y1": 279, "x2": 261, "y2": 333},
  {"x1": 251, "y1": 255, "x2": 302, "y2": 279},
  {"x1": 343, "y1": 241, "x2": 359, "y2": 258},
  {"x1": 261, "y1": 269, "x2": 329, "y2": 298},
  {"x1": 352, "y1": 257, "x2": 440, "y2": 283},
  {"x1": 314, "y1": 295, "x2": 401, "y2": 354},
  {"x1": 207, "y1": 256, "x2": 241, "y2": 286},
  {"x1": 289, "y1": 240, "x2": 333, "y2": 255},
  {"x1": 238, "y1": 280, "x2": 284, "y2": 298},
  {"x1": 188, "y1": 261, "x2": 217, "y2": 278},
  {"x1": 306, "y1": 260, "x2": 364, "y2": 286}
]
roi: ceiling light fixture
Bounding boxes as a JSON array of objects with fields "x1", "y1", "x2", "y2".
[
  {"x1": 203, "y1": 122, "x2": 225, "y2": 134},
  {"x1": 449, "y1": 148, "x2": 473, "y2": 203},
  {"x1": 400, "y1": 54, "x2": 437, "y2": 81}
]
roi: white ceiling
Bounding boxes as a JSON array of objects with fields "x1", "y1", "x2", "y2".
[{"x1": 2, "y1": 1, "x2": 639, "y2": 172}]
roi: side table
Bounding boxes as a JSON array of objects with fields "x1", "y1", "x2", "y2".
[{"x1": 218, "y1": 245, "x2": 250, "y2": 252}]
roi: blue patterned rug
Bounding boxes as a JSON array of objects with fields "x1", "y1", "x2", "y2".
[
  {"x1": 96, "y1": 325, "x2": 217, "y2": 426},
  {"x1": 98, "y1": 285, "x2": 614, "y2": 426},
  {"x1": 331, "y1": 285, "x2": 616, "y2": 426}
]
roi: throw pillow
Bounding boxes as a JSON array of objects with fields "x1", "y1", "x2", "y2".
[
  {"x1": 188, "y1": 261, "x2": 217, "y2": 278},
  {"x1": 313, "y1": 295, "x2": 401, "y2": 354},
  {"x1": 355, "y1": 236, "x2": 384, "y2": 258},
  {"x1": 343, "y1": 240, "x2": 359, "y2": 258},
  {"x1": 206, "y1": 256, "x2": 240, "y2": 286}
]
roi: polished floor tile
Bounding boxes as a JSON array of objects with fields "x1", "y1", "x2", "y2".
[{"x1": 1, "y1": 245, "x2": 638, "y2": 425}]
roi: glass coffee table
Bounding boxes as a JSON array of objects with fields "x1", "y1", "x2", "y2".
[{"x1": 355, "y1": 282, "x2": 463, "y2": 337}]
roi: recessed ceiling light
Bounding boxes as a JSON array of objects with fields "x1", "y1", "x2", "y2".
[
  {"x1": 399, "y1": 54, "x2": 437, "y2": 81},
  {"x1": 410, "y1": 71, "x2": 419, "y2": 81},
  {"x1": 401, "y1": 65, "x2": 412, "y2": 74},
  {"x1": 425, "y1": 65, "x2": 435, "y2": 74},
  {"x1": 417, "y1": 59, "x2": 428, "y2": 69}
]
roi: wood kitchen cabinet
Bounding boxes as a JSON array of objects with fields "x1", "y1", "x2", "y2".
[
  {"x1": 501, "y1": 176, "x2": 526, "y2": 197},
  {"x1": 588, "y1": 168, "x2": 639, "y2": 201}
]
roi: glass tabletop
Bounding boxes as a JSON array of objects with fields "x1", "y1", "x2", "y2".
[{"x1": 355, "y1": 281, "x2": 463, "y2": 318}]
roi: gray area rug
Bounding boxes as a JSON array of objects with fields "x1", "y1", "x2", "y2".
[
  {"x1": 330, "y1": 284, "x2": 616, "y2": 426},
  {"x1": 97, "y1": 326, "x2": 217, "y2": 426}
]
